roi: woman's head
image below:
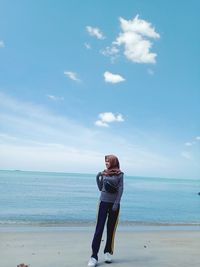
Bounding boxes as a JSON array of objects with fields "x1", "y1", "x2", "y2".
[
  {"x1": 105, "y1": 155, "x2": 120, "y2": 170},
  {"x1": 102, "y1": 154, "x2": 122, "y2": 176}
]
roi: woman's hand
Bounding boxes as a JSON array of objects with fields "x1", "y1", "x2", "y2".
[
  {"x1": 96, "y1": 172, "x2": 102, "y2": 178},
  {"x1": 112, "y1": 203, "x2": 119, "y2": 212},
  {"x1": 96, "y1": 172, "x2": 103, "y2": 191}
]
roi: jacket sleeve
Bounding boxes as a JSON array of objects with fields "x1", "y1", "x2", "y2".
[
  {"x1": 114, "y1": 173, "x2": 124, "y2": 205},
  {"x1": 96, "y1": 172, "x2": 103, "y2": 191}
]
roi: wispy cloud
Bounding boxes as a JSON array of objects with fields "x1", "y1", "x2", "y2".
[
  {"x1": 147, "y1": 69, "x2": 154, "y2": 75},
  {"x1": 86, "y1": 26, "x2": 105, "y2": 40},
  {"x1": 84, "y1": 42, "x2": 91, "y2": 49},
  {"x1": 100, "y1": 46, "x2": 119, "y2": 62},
  {"x1": 0, "y1": 40, "x2": 5, "y2": 48},
  {"x1": 47, "y1": 95, "x2": 64, "y2": 101},
  {"x1": 184, "y1": 136, "x2": 200, "y2": 146},
  {"x1": 104, "y1": 71, "x2": 125, "y2": 84},
  {"x1": 181, "y1": 136, "x2": 200, "y2": 162},
  {"x1": 0, "y1": 92, "x2": 104, "y2": 171},
  {"x1": 0, "y1": 92, "x2": 89, "y2": 145},
  {"x1": 181, "y1": 151, "x2": 192, "y2": 160},
  {"x1": 185, "y1": 142, "x2": 193, "y2": 146},
  {"x1": 95, "y1": 112, "x2": 124, "y2": 127},
  {"x1": 0, "y1": 92, "x2": 199, "y2": 178},
  {"x1": 64, "y1": 71, "x2": 80, "y2": 82},
  {"x1": 101, "y1": 46, "x2": 119, "y2": 56}
]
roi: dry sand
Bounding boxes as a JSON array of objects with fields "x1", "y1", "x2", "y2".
[{"x1": 0, "y1": 227, "x2": 200, "y2": 267}]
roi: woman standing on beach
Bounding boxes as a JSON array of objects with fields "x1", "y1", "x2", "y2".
[{"x1": 88, "y1": 155, "x2": 124, "y2": 267}]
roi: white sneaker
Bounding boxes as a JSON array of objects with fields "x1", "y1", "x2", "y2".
[
  {"x1": 87, "y1": 257, "x2": 98, "y2": 267},
  {"x1": 104, "y1": 252, "x2": 112, "y2": 263}
]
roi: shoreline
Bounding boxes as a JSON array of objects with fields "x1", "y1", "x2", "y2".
[
  {"x1": 1, "y1": 220, "x2": 200, "y2": 226},
  {"x1": 0, "y1": 221, "x2": 200, "y2": 232}
]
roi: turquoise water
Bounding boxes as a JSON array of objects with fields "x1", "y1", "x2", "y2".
[{"x1": 0, "y1": 170, "x2": 200, "y2": 225}]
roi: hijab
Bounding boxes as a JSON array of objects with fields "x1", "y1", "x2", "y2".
[{"x1": 101, "y1": 154, "x2": 122, "y2": 176}]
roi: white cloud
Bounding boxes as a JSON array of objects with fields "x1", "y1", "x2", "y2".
[
  {"x1": 104, "y1": 71, "x2": 125, "y2": 84},
  {"x1": 47, "y1": 95, "x2": 64, "y2": 101},
  {"x1": 64, "y1": 71, "x2": 80, "y2": 82},
  {"x1": 86, "y1": 26, "x2": 105, "y2": 40},
  {"x1": 99, "y1": 112, "x2": 124, "y2": 123},
  {"x1": 196, "y1": 136, "x2": 200, "y2": 141},
  {"x1": 112, "y1": 15, "x2": 160, "y2": 64},
  {"x1": 0, "y1": 40, "x2": 5, "y2": 48},
  {"x1": 95, "y1": 112, "x2": 124, "y2": 127},
  {"x1": 84, "y1": 42, "x2": 91, "y2": 49},
  {"x1": 119, "y1": 15, "x2": 160, "y2": 39},
  {"x1": 95, "y1": 120, "x2": 109, "y2": 127}
]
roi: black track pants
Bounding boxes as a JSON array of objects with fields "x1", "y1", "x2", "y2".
[{"x1": 91, "y1": 201, "x2": 120, "y2": 260}]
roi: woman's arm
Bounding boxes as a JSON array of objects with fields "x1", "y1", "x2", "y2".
[
  {"x1": 112, "y1": 173, "x2": 124, "y2": 211},
  {"x1": 96, "y1": 172, "x2": 103, "y2": 191}
]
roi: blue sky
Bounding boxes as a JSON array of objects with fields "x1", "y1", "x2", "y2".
[{"x1": 0, "y1": 0, "x2": 199, "y2": 179}]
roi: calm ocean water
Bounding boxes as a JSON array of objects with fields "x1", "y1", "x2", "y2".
[{"x1": 0, "y1": 170, "x2": 200, "y2": 225}]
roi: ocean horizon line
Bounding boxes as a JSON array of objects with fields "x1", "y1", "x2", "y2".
[{"x1": 0, "y1": 169, "x2": 199, "y2": 181}]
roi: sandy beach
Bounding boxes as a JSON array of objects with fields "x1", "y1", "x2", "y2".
[{"x1": 1, "y1": 226, "x2": 200, "y2": 267}]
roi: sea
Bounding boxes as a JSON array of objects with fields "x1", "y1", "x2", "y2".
[{"x1": 0, "y1": 170, "x2": 200, "y2": 227}]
